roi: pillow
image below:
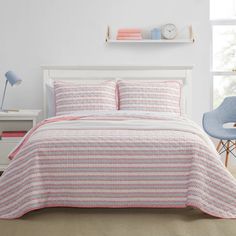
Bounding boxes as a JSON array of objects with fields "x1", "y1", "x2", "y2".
[
  {"x1": 117, "y1": 80, "x2": 182, "y2": 115},
  {"x1": 54, "y1": 80, "x2": 117, "y2": 116}
]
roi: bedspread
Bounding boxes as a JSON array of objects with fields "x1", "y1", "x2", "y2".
[{"x1": 0, "y1": 111, "x2": 236, "y2": 219}]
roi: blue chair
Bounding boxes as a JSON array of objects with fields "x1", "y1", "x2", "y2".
[{"x1": 202, "y1": 96, "x2": 236, "y2": 167}]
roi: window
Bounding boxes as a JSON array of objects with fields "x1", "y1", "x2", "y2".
[{"x1": 211, "y1": 0, "x2": 236, "y2": 108}]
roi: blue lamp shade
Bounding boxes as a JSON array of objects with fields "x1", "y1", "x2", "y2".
[
  {"x1": 5, "y1": 71, "x2": 22, "y2": 86},
  {"x1": 0, "y1": 71, "x2": 22, "y2": 111}
]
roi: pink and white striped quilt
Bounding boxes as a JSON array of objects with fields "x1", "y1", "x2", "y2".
[{"x1": 0, "y1": 111, "x2": 236, "y2": 219}]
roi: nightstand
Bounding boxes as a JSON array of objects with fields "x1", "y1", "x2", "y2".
[{"x1": 0, "y1": 110, "x2": 41, "y2": 171}]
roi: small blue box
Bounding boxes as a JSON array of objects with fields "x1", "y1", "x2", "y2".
[{"x1": 151, "y1": 28, "x2": 161, "y2": 40}]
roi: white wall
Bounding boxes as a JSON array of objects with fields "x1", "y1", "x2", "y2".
[{"x1": 0, "y1": 0, "x2": 210, "y2": 124}]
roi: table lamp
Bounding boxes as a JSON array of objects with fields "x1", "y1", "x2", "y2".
[{"x1": 0, "y1": 71, "x2": 22, "y2": 112}]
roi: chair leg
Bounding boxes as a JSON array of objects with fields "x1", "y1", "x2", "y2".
[
  {"x1": 216, "y1": 140, "x2": 222, "y2": 152},
  {"x1": 225, "y1": 140, "x2": 230, "y2": 167}
]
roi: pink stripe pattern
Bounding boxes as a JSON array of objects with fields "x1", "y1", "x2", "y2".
[
  {"x1": 54, "y1": 80, "x2": 117, "y2": 116},
  {"x1": 0, "y1": 112, "x2": 236, "y2": 219},
  {"x1": 117, "y1": 80, "x2": 182, "y2": 115}
]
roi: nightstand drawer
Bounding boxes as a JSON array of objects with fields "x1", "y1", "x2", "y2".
[{"x1": 0, "y1": 141, "x2": 21, "y2": 165}]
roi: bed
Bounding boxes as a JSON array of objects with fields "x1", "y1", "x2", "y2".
[{"x1": 0, "y1": 66, "x2": 235, "y2": 219}]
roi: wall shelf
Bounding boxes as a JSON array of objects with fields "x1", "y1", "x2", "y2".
[
  {"x1": 107, "y1": 39, "x2": 194, "y2": 44},
  {"x1": 105, "y1": 25, "x2": 195, "y2": 44}
]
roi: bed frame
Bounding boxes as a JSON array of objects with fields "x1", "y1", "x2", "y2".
[{"x1": 42, "y1": 66, "x2": 193, "y2": 118}]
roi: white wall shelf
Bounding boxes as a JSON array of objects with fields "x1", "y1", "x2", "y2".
[
  {"x1": 105, "y1": 25, "x2": 195, "y2": 44},
  {"x1": 107, "y1": 39, "x2": 194, "y2": 44}
]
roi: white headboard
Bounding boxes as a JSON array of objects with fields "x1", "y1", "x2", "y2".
[{"x1": 42, "y1": 66, "x2": 193, "y2": 118}]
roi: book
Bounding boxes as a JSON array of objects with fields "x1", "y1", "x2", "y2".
[
  {"x1": 118, "y1": 29, "x2": 141, "y2": 34},
  {"x1": 1, "y1": 131, "x2": 27, "y2": 140},
  {"x1": 116, "y1": 36, "x2": 143, "y2": 40},
  {"x1": 117, "y1": 33, "x2": 142, "y2": 37},
  {"x1": 1, "y1": 137, "x2": 23, "y2": 142},
  {"x1": 116, "y1": 28, "x2": 143, "y2": 40}
]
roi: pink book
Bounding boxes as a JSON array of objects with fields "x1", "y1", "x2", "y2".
[
  {"x1": 118, "y1": 29, "x2": 141, "y2": 34},
  {"x1": 117, "y1": 33, "x2": 142, "y2": 37},
  {"x1": 2, "y1": 131, "x2": 27, "y2": 137},
  {"x1": 116, "y1": 36, "x2": 143, "y2": 40}
]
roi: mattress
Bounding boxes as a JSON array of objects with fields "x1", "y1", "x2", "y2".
[{"x1": 0, "y1": 111, "x2": 236, "y2": 219}]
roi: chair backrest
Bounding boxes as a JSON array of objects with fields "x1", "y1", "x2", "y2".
[{"x1": 215, "y1": 96, "x2": 236, "y2": 123}]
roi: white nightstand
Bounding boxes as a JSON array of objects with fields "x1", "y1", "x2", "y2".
[{"x1": 0, "y1": 110, "x2": 41, "y2": 171}]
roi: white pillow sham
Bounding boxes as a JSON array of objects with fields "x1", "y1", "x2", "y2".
[
  {"x1": 117, "y1": 80, "x2": 183, "y2": 115},
  {"x1": 54, "y1": 80, "x2": 117, "y2": 116}
]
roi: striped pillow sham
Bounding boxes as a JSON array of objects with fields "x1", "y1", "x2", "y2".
[
  {"x1": 54, "y1": 80, "x2": 117, "y2": 116},
  {"x1": 117, "y1": 80, "x2": 183, "y2": 115}
]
